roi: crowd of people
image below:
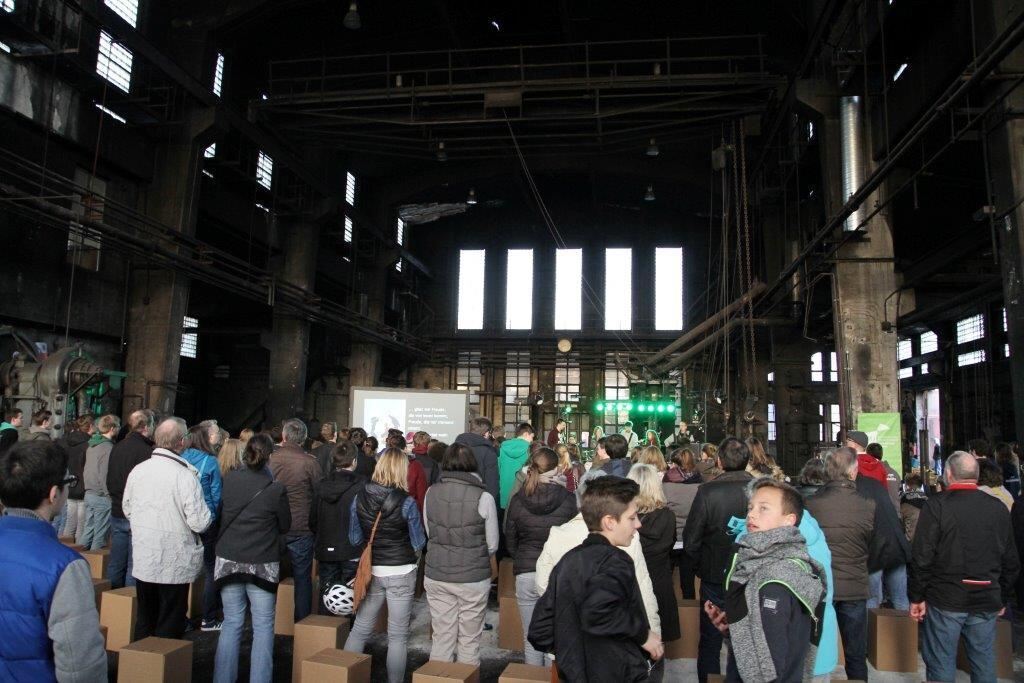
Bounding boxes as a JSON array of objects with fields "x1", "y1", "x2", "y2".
[{"x1": 0, "y1": 406, "x2": 1022, "y2": 683}]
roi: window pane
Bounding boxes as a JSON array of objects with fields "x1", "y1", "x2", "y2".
[
  {"x1": 105, "y1": 0, "x2": 139, "y2": 27},
  {"x1": 204, "y1": 143, "x2": 216, "y2": 159},
  {"x1": 213, "y1": 52, "x2": 225, "y2": 96},
  {"x1": 898, "y1": 367, "x2": 913, "y2": 379},
  {"x1": 555, "y1": 249, "x2": 582, "y2": 330},
  {"x1": 344, "y1": 216, "x2": 353, "y2": 243},
  {"x1": 505, "y1": 249, "x2": 533, "y2": 330},
  {"x1": 897, "y1": 339, "x2": 912, "y2": 361},
  {"x1": 920, "y1": 331, "x2": 938, "y2": 354},
  {"x1": 457, "y1": 250, "x2": 485, "y2": 330},
  {"x1": 395, "y1": 218, "x2": 405, "y2": 272},
  {"x1": 810, "y1": 352, "x2": 823, "y2": 382},
  {"x1": 605, "y1": 248, "x2": 632, "y2": 330},
  {"x1": 346, "y1": 172, "x2": 357, "y2": 205},
  {"x1": 956, "y1": 314, "x2": 984, "y2": 344},
  {"x1": 655, "y1": 247, "x2": 683, "y2": 330},
  {"x1": 96, "y1": 31, "x2": 132, "y2": 93},
  {"x1": 957, "y1": 350, "x2": 986, "y2": 367},
  {"x1": 256, "y1": 151, "x2": 273, "y2": 190},
  {"x1": 181, "y1": 316, "x2": 198, "y2": 359}
]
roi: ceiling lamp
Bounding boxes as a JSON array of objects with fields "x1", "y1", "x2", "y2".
[
  {"x1": 646, "y1": 138, "x2": 659, "y2": 157},
  {"x1": 466, "y1": 188, "x2": 477, "y2": 205},
  {"x1": 436, "y1": 141, "x2": 447, "y2": 162},
  {"x1": 644, "y1": 184, "x2": 655, "y2": 202},
  {"x1": 343, "y1": 2, "x2": 361, "y2": 30}
]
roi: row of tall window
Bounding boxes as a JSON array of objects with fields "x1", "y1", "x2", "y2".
[
  {"x1": 896, "y1": 309, "x2": 1011, "y2": 377},
  {"x1": 457, "y1": 247, "x2": 685, "y2": 331}
]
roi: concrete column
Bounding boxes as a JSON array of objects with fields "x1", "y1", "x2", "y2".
[
  {"x1": 828, "y1": 97, "x2": 899, "y2": 423},
  {"x1": 346, "y1": 260, "x2": 387, "y2": 389},
  {"x1": 266, "y1": 219, "x2": 319, "y2": 426},
  {"x1": 122, "y1": 108, "x2": 214, "y2": 417}
]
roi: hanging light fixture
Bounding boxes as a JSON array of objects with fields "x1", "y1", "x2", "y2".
[
  {"x1": 466, "y1": 188, "x2": 478, "y2": 205},
  {"x1": 343, "y1": 2, "x2": 361, "y2": 30},
  {"x1": 646, "y1": 138, "x2": 659, "y2": 157},
  {"x1": 644, "y1": 184, "x2": 656, "y2": 201},
  {"x1": 436, "y1": 141, "x2": 447, "y2": 162}
]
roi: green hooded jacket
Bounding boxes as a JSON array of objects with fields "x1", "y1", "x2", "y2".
[{"x1": 498, "y1": 438, "x2": 531, "y2": 508}]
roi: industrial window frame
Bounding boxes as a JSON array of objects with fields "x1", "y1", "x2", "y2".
[
  {"x1": 955, "y1": 313, "x2": 985, "y2": 344},
  {"x1": 555, "y1": 352, "x2": 580, "y2": 404},
  {"x1": 345, "y1": 172, "x2": 357, "y2": 206},
  {"x1": 604, "y1": 248, "x2": 632, "y2": 331},
  {"x1": 104, "y1": 0, "x2": 138, "y2": 27},
  {"x1": 767, "y1": 403, "x2": 777, "y2": 442},
  {"x1": 457, "y1": 249, "x2": 486, "y2": 330},
  {"x1": 554, "y1": 248, "x2": 582, "y2": 330},
  {"x1": 503, "y1": 351, "x2": 531, "y2": 433},
  {"x1": 256, "y1": 151, "x2": 273, "y2": 190},
  {"x1": 505, "y1": 249, "x2": 533, "y2": 330},
  {"x1": 920, "y1": 331, "x2": 938, "y2": 354},
  {"x1": 181, "y1": 316, "x2": 198, "y2": 359},
  {"x1": 957, "y1": 350, "x2": 986, "y2": 367},
  {"x1": 456, "y1": 351, "x2": 482, "y2": 406},
  {"x1": 654, "y1": 247, "x2": 684, "y2": 331},
  {"x1": 212, "y1": 52, "x2": 225, "y2": 97},
  {"x1": 344, "y1": 216, "x2": 353, "y2": 244},
  {"x1": 395, "y1": 218, "x2": 405, "y2": 272},
  {"x1": 602, "y1": 353, "x2": 631, "y2": 431},
  {"x1": 96, "y1": 31, "x2": 133, "y2": 94}
]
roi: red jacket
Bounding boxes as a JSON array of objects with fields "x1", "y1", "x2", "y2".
[
  {"x1": 407, "y1": 457, "x2": 428, "y2": 512},
  {"x1": 857, "y1": 454, "x2": 887, "y2": 488},
  {"x1": 546, "y1": 428, "x2": 561, "y2": 448}
]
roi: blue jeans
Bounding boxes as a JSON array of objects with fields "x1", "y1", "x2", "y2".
[
  {"x1": 202, "y1": 530, "x2": 221, "y2": 622},
  {"x1": 697, "y1": 581, "x2": 726, "y2": 682},
  {"x1": 286, "y1": 535, "x2": 315, "y2": 622},
  {"x1": 834, "y1": 600, "x2": 868, "y2": 681},
  {"x1": 921, "y1": 606, "x2": 998, "y2": 682},
  {"x1": 80, "y1": 492, "x2": 111, "y2": 550},
  {"x1": 868, "y1": 565, "x2": 909, "y2": 611},
  {"x1": 108, "y1": 516, "x2": 135, "y2": 588},
  {"x1": 344, "y1": 570, "x2": 416, "y2": 683},
  {"x1": 214, "y1": 582, "x2": 276, "y2": 683}
]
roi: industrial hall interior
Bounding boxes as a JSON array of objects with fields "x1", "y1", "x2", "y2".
[{"x1": 3, "y1": 0, "x2": 1024, "y2": 682}]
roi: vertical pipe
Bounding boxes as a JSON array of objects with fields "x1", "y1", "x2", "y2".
[{"x1": 840, "y1": 95, "x2": 866, "y2": 232}]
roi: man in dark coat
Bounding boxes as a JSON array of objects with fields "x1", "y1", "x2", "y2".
[
  {"x1": 683, "y1": 437, "x2": 754, "y2": 683},
  {"x1": 528, "y1": 476, "x2": 663, "y2": 682},
  {"x1": 347, "y1": 427, "x2": 376, "y2": 478},
  {"x1": 454, "y1": 416, "x2": 499, "y2": 503},
  {"x1": 105, "y1": 409, "x2": 155, "y2": 588},
  {"x1": 910, "y1": 451, "x2": 1019, "y2": 682}
]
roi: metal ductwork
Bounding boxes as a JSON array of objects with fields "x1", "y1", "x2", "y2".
[{"x1": 839, "y1": 95, "x2": 866, "y2": 232}]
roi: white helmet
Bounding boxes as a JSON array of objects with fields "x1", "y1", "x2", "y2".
[{"x1": 322, "y1": 580, "x2": 355, "y2": 616}]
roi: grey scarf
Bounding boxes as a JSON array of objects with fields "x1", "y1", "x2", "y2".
[{"x1": 727, "y1": 526, "x2": 826, "y2": 683}]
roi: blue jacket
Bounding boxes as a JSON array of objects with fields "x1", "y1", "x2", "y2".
[
  {"x1": 181, "y1": 447, "x2": 223, "y2": 523},
  {"x1": 728, "y1": 511, "x2": 839, "y2": 677},
  {"x1": 0, "y1": 514, "x2": 83, "y2": 680}
]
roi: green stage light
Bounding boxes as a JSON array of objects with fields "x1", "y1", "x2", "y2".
[
  {"x1": 625, "y1": 403, "x2": 633, "y2": 411},
  {"x1": 595, "y1": 402, "x2": 605, "y2": 411},
  {"x1": 655, "y1": 405, "x2": 664, "y2": 413}
]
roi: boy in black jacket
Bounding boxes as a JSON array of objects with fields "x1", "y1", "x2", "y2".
[
  {"x1": 528, "y1": 476, "x2": 664, "y2": 682},
  {"x1": 309, "y1": 440, "x2": 366, "y2": 613}
]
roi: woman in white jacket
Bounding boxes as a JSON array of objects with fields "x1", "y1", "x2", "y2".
[{"x1": 123, "y1": 417, "x2": 212, "y2": 639}]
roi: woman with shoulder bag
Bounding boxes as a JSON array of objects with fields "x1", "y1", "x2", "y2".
[
  {"x1": 504, "y1": 447, "x2": 577, "y2": 666},
  {"x1": 343, "y1": 448, "x2": 426, "y2": 683},
  {"x1": 422, "y1": 443, "x2": 501, "y2": 665},
  {"x1": 213, "y1": 434, "x2": 291, "y2": 683}
]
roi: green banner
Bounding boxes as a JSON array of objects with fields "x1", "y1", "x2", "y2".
[{"x1": 857, "y1": 412, "x2": 903, "y2": 474}]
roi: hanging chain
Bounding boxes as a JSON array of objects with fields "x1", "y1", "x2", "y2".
[
  {"x1": 739, "y1": 117, "x2": 758, "y2": 390},
  {"x1": 730, "y1": 122, "x2": 750, "y2": 392}
]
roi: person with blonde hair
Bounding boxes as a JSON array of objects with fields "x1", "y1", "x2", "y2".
[
  {"x1": 343, "y1": 448, "x2": 425, "y2": 683},
  {"x1": 217, "y1": 438, "x2": 243, "y2": 478},
  {"x1": 628, "y1": 463, "x2": 680, "y2": 644},
  {"x1": 636, "y1": 444, "x2": 668, "y2": 472},
  {"x1": 698, "y1": 442, "x2": 723, "y2": 481},
  {"x1": 238, "y1": 428, "x2": 254, "y2": 448}
]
